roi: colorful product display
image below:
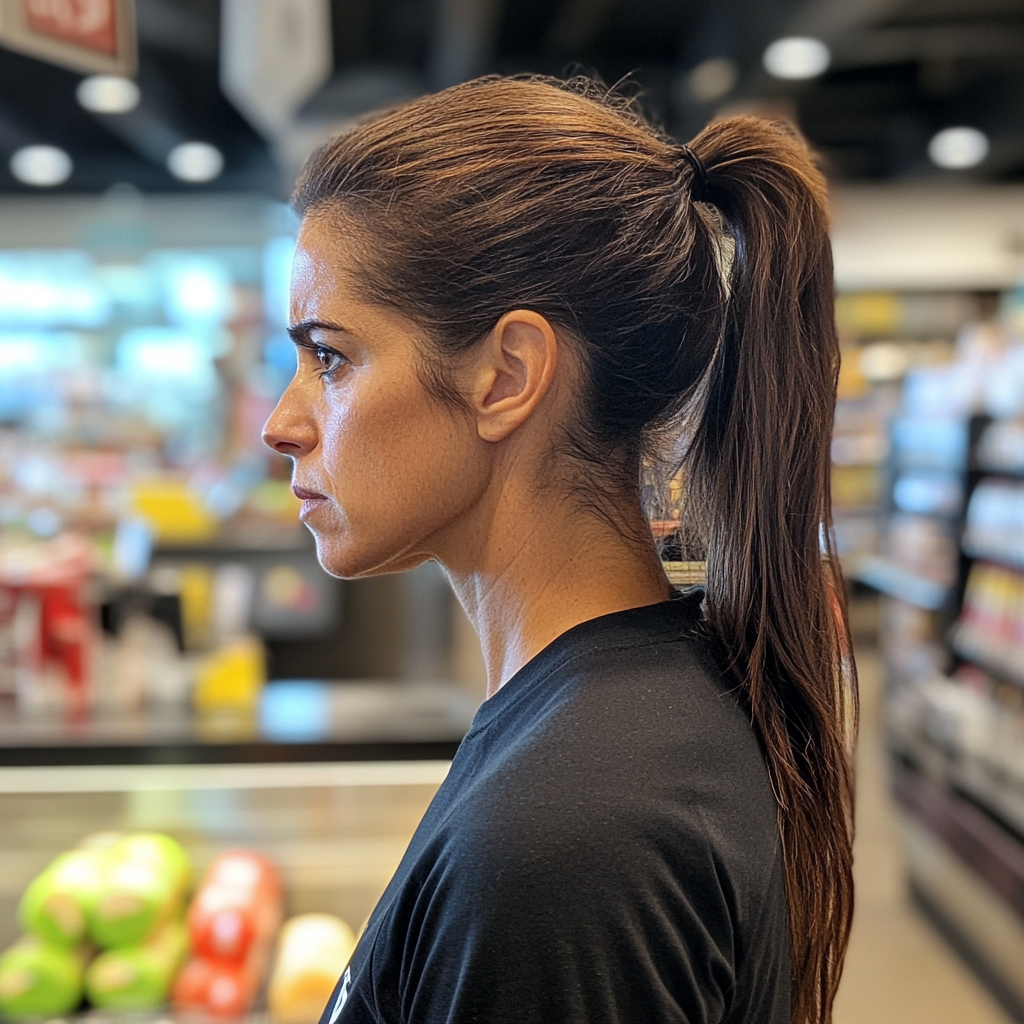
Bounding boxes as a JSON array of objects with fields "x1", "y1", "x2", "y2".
[
  {"x1": 2, "y1": 832, "x2": 191, "y2": 1020},
  {"x1": 2, "y1": 833, "x2": 360, "y2": 1020}
]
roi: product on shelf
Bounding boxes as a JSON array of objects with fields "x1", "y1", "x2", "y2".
[
  {"x1": 172, "y1": 850, "x2": 283, "y2": 1016},
  {"x1": 963, "y1": 478, "x2": 1024, "y2": 568},
  {"x1": 85, "y1": 918, "x2": 190, "y2": 1010},
  {"x1": 89, "y1": 832, "x2": 191, "y2": 948},
  {"x1": 172, "y1": 946, "x2": 266, "y2": 1017},
  {"x1": 952, "y1": 561, "x2": 1024, "y2": 685},
  {"x1": 18, "y1": 847, "x2": 104, "y2": 947},
  {"x1": 193, "y1": 635, "x2": 266, "y2": 713},
  {"x1": 977, "y1": 417, "x2": 1024, "y2": 473},
  {"x1": 268, "y1": 914, "x2": 357, "y2": 1024},
  {"x1": 189, "y1": 851, "x2": 282, "y2": 961},
  {"x1": 0, "y1": 532, "x2": 97, "y2": 712},
  {"x1": 883, "y1": 513, "x2": 958, "y2": 586},
  {"x1": 0, "y1": 935, "x2": 88, "y2": 1020}
]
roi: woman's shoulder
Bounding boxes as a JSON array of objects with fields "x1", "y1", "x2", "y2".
[{"x1": 447, "y1": 599, "x2": 779, "y2": 884}]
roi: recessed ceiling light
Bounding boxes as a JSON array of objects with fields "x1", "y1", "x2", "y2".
[
  {"x1": 166, "y1": 142, "x2": 224, "y2": 183},
  {"x1": 928, "y1": 127, "x2": 989, "y2": 170},
  {"x1": 763, "y1": 37, "x2": 830, "y2": 80},
  {"x1": 10, "y1": 145, "x2": 73, "y2": 187},
  {"x1": 77, "y1": 75, "x2": 140, "y2": 114},
  {"x1": 686, "y1": 58, "x2": 739, "y2": 103}
]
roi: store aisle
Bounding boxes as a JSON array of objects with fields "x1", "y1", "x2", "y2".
[{"x1": 834, "y1": 640, "x2": 1011, "y2": 1024}]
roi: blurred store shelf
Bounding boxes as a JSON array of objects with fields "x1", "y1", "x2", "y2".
[
  {"x1": 854, "y1": 554, "x2": 950, "y2": 610},
  {"x1": 0, "y1": 680, "x2": 478, "y2": 766}
]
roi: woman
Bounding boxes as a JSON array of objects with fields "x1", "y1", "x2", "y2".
[{"x1": 263, "y1": 76, "x2": 855, "y2": 1024}]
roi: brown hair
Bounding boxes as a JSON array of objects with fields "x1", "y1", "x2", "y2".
[{"x1": 294, "y1": 75, "x2": 856, "y2": 1024}]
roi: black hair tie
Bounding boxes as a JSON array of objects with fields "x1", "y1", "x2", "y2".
[{"x1": 679, "y1": 144, "x2": 709, "y2": 203}]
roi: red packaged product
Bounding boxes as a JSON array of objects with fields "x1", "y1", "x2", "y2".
[
  {"x1": 188, "y1": 852, "x2": 282, "y2": 963},
  {"x1": 172, "y1": 946, "x2": 267, "y2": 1016},
  {"x1": 172, "y1": 851, "x2": 282, "y2": 1017}
]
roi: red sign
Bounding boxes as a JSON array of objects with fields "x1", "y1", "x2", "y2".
[{"x1": 23, "y1": 0, "x2": 117, "y2": 56}]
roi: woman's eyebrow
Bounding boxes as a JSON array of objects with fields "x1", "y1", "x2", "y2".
[{"x1": 287, "y1": 318, "x2": 351, "y2": 342}]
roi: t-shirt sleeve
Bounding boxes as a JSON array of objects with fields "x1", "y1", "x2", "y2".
[{"x1": 357, "y1": 805, "x2": 741, "y2": 1024}]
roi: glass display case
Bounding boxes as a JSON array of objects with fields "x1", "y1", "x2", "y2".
[{"x1": 0, "y1": 758, "x2": 449, "y2": 980}]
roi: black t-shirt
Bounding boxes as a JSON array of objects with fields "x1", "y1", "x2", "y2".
[{"x1": 322, "y1": 594, "x2": 790, "y2": 1024}]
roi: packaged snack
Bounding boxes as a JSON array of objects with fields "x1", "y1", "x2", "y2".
[
  {"x1": 89, "y1": 832, "x2": 191, "y2": 948},
  {"x1": 172, "y1": 938, "x2": 267, "y2": 1016},
  {"x1": 85, "y1": 919, "x2": 189, "y2": 1010},
  {"x1": 172, "y1": 850, "x2": 282, "y2": 1016},
  {"x1": 188, "y1": 850, "x2": 282, "y2": 962},
  {"x1": 0, "y1": 935, "x2": 86, "y2": 1019},
  {"x1": 19, "y1": 848, "x2": 104, "y2": 947},
  {"x1": 268, "y1": 914, "x2": 357, "y2": 1024}
]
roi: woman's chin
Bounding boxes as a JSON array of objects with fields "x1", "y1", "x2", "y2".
[{"x1": 311, "y1": 535, "x2": 430, "y2": 580}]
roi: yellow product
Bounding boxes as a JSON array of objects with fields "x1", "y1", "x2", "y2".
[
  {"x1": 836, "y1": 347, "x2": 868, "y2": 399},
  {"x1": 179, "y1": 564, "x2": 214, "y2": 651},
  {"x1": 834, "y1": 292, "x2": 901, "y2": 336},
  {"x1": 193, "y1": 636, "x2": 266, "y2": 712},
  {"x1": 268, "y1": 914, "x2": 357, "y2": 1024},
  {"x1": 831, "y1": 465, "x2": 881, "y2": 509},
  {"x1": 130, "y1": 479, "x2": 217, "y2": 544}
]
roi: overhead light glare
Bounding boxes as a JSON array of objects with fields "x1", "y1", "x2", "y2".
[
  {"x1": 686, "y1": 57, "x2": 738, "y2": 103},
  {"x1": 928, "y1": 126, "x2": 989, "y2": 170},
  {"x1": 10, "y1": 146, "x2": 73, "y2": 187},
  {"x1": 763, "y1": 36, "x2": 830, "y2": 80},
  {"x1": 167, "y1": 142, "x2": 224, "y2": 183},
  {"x1": 77, "y1": 75, "x2": 140, "y2": 114}
]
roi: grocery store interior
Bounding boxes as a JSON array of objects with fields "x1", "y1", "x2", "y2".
[{"x1": 2, "y1": 0, "x2": 1024, "y2": 1020}]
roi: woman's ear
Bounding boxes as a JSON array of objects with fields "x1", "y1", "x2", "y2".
[{"x1": 469, "y1": 310, "x2": 560, "y2": 443}]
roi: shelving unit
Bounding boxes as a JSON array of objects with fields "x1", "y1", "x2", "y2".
[{"x1": 850, "y1": 291, "x2": 1024, "y2": 1020}]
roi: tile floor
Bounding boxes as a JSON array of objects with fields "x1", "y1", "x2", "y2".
[{"x1": 833, "y1": 643, "x2": 1011, "y2": 1024}]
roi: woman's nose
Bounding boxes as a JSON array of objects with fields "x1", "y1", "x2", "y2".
[{"x1": 262, "y1": 386, "x2": 318, "y2": 457}]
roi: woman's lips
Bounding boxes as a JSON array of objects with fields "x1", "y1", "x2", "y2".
[{"x1": 293, "y1": 485, "x2": 328, "y2": 520}]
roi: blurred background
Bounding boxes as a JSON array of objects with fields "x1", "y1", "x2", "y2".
[{"x1": 0, "y1": 0, "x2": 1024, "y2": 1021}]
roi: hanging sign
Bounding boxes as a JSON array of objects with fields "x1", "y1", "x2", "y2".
[
  {"x1": 0, "y1": 0, "x2": 137, "y2": 75},
  {"x1": 220, "y1": 0, "x2": 332, "y2": 138}
]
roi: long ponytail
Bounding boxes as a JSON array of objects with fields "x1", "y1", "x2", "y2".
[{"x1": 682, "y1": 117, "x2": 856, "y2": 1024}]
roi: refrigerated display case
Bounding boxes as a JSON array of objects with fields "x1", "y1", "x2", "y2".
[{"x1": 0, "y1": 758, "x2": 450, "y2": 1008}]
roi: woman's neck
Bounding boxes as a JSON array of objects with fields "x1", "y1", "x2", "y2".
[{"x1": 439, "y1": 487, "x2": 672, "y2": 698}]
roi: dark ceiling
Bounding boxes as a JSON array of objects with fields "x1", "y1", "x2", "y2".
[{"x1": 0, "y1": 0, "x2": 1022, "y2": 195}]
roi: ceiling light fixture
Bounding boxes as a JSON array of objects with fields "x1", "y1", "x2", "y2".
[
  {"x1": 686, "y1": 58, "x2": 739, "y2": 103},
  {"x1": 9, "y1": 145, "x2": 73, "y2": 187},
  {"x1": 77, "y1": 75, "x2": 140, "y2": 114},
  {"x1": 928, "y1": 127, "x2": 989, "y2": 170},
  {"x1": 762, "y1": 37, "x2": 830, "y2": 80},
  {"x1": 167, "y1": 142, "x2": 224, "y2": 183}
]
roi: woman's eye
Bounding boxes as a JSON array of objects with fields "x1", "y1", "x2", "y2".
[{"x1": 314, "y1": 345, "x2": 345, "y2": 376}]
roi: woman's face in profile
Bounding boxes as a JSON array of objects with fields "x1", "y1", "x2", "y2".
[{"x1": 262, "y1": 215, "x2": 490, "y2": 578}]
